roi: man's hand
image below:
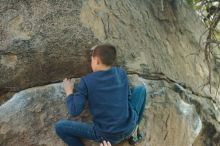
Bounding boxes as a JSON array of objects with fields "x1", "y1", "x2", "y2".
[
  {"x1": 100, "y1": 141, "x2": 111, "y2": 146},
  {"x1": 63, "y1": 78, "x2": 73, "y2": 96}
]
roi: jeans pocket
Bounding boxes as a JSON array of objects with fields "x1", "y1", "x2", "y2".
[{"x1": 108, "y1": 137, "x2": 123, "y2": 145}]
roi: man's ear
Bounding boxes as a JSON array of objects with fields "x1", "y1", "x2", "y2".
[{"x1": 96, "y1": 57, "x2": 101, "y2": 65}]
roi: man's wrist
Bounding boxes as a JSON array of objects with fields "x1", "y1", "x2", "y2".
[{"x1": 66, "y1": 92, "x2": 73, "y2": 96}]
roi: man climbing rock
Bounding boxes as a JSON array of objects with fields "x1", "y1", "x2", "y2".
[{"x1": 55, "y1": 44, "x2": 148, "y2": 146}]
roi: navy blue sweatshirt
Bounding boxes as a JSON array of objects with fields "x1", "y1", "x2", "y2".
[{"x1": 66, "y1": 67, "x2": 137, "y2": 136}]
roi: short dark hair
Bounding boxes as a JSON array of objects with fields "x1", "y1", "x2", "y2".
[{"x1": 91, "y1": 44, "x2": 116, "y2": 66}]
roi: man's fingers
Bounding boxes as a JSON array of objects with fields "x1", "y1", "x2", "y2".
[
  {"x1": 63, "y1": 78, "x2": 71, "y2": 83},
  {"x1": 100, "y1": 141, "x2": 111, "y2": 146},
  {"x1": 103, "y1": 141, "x2": 107, "y2": 146}
]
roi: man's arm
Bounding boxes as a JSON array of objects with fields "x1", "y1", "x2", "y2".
[
  {"x1": 122, "y1": 70, "x2": 131, "y2": 99},
  {"x1": 63, "y1": 78, "x2": 88, "y2": 117}
]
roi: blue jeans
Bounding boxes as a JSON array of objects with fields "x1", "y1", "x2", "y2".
[
  {"x1": 55, "y1": 85, "x2": 147, "y2": 146},
  {"x1": 130, "y1": 85, "x2": 147, "y2": 124}
]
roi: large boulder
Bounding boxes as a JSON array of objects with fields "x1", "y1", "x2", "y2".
[
  {"x1": 1, "y1": 0, "x2": 220, "y2": 146},
  {"x1": 1, "y1": 0, "x2": 218, "y2": 102},
  {"x1": 0, "y1": 75, "x2": 204, "y2": 146}
]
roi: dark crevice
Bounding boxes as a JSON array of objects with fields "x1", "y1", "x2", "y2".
[
  {"x1": 0, "y1": 71, "x2": 217, "y2": 106},
  {"x1": 127, "y1": 71, "x2": 217, "y2": 103}
]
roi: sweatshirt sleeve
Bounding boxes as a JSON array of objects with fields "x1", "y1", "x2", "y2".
[
  {"x1": 121, "y1": 68, "x2": 131, "y2": 98},
  {"x1": 66, "y1": 78, "x2": 88, "y2": 117}
]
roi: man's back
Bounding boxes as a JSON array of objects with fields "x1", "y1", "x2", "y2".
[
  {"x1": 82, "y1": 67, "x2": 137, "y2": 136},
  {"x1": 55, "y1": 44, "x2": 146, "y2": 146}
]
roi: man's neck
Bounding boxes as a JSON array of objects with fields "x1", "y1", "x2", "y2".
[{"x1": 97, "y1": 65, "x2": 112, "y2": 71}]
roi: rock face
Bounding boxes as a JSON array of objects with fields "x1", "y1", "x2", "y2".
[
  {"x1": 1, "y1": 0, "x2": 219, "y2": 102},
  {"x1": 1, "y1": 0, "x2": 220, "y2": 146},
  {"x1": 0, "y1": 75, "x2": 203, "y2": 146},
  {"x1": 0, "y1": 0, "x2": 98, "y2": 100}
]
